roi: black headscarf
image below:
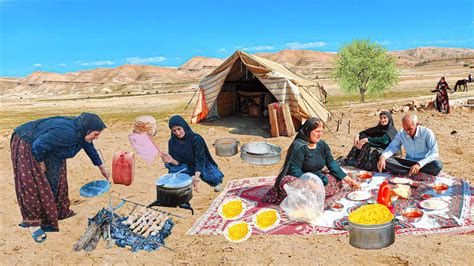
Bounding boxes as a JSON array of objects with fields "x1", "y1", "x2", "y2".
[
  {"x1": 168, "y1": 115, "x2": 196, "y2": 165},
  {"x1": 359, "y1": 111, "x2": 397, "y2": 141},
  {"x1": 273, "y1": 117, "x2": 323, "y2": 191},
  {"x1": 75, "y1": 112, "x2": 107, "y2": 137}
]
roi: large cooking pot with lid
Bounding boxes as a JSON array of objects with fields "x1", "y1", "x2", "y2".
[
  {"x1": 348, "y1": 218, "x2": 395, "y2": 249},
  {"x1": 213, "y1": 138, "x2": 240, "y2": 157},
  {"x1": 155, "y1": 171, "x2": 193, "y2": 207}
]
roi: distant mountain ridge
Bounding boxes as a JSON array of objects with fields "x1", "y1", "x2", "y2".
[{"x1": 1, "y1": 47, "x2": 473, "y2": 98}]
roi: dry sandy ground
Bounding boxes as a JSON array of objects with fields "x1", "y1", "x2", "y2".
[{"x1": 1, "y1": 91, "x2": 473, "y2": 265}]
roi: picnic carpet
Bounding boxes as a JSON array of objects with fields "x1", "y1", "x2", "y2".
[{"x1": 187, "y1": 170, "x2": 474, "y2": 236}]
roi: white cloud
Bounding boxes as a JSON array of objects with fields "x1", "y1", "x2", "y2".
[
  {"x1": 58, "y1": 63, "x2": 66, "y2": 67},
  {"x1": 79, "y1": 60, "x2": 115, "y2": 66},
  {"x1": 285, "y1": 41, "x2": 327, "y2": 49},
  {"x1": 242, "y1": 45, "x2": 274, "y2": 51},
  {"x1": 33, "y1": 63, "x2": 42, "y2": 67},
  {"x1": 411, "y1": 39, "x2": 472, "y2": 45},
  {"x1": 218, "y1": 48, "x2": 226, "y2": 53},
  {"x1": 126, "y1": 56, "x2": 167, "y2": 64}
]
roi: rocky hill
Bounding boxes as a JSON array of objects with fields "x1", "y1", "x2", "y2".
[{"x1": 2, "y1": 47, "x2": 473, "y2": 99}]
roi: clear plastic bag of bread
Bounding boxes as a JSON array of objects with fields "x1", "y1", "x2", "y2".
[{"x1": 280, "y1": 173, "x2": 326, "y2": 226}]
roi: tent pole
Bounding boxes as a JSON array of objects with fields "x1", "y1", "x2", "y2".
[{"x1": 184, "y1": 88, "x2": 199, "y2": 110}]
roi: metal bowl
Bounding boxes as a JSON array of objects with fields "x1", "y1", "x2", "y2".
[
  {"x1": 242, "y1": 142, "x2": 272, "y2": 155},
  {"x1": 401, "y1": 207, "x2": 424, "y2": 223},
  {"x1": 432, "y1": 183, "x2": 449, "y2": 194}
]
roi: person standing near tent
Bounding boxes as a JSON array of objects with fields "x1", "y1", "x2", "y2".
[
  {"x1": 160, "y1": 115, "x2": 224, "y2": 192},
  {"x1": 338, "y1": 111, "x2": 398, "y2": 171},
  {"x1": 11, "y1": 113, "x2": 109, "y2": 243},
  {"x1": 262, "y1": 117, "x2": 360, "y2": 204},
  {"x1": 377, "y1": 114, "x2": 443, "y2": 176},
  {"x1": 431, "y1": 77, "x2": 450, "y2": 114}
]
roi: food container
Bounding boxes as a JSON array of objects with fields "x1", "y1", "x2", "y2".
[
  {"x1": 154, "y1": 172, "x2": 193, "y2": 207},
  {"x1": 240, "y1": 143, "x2": 282, "y2": 165},
  {"x1": 348, "y1": 219, "x2": 395, "y2": 249},
  {"x1": 401, "y1": 207, "x2": 424, "y2": 223},
  {"x1": 329, "y1": 202, "x2": 344, "y2": 212},
  {"x1": 432, "y1": 183, "x2": 449, "y2": 194},
  {"x1": 213, "y1": 138, "x2": 239, "y2": 157},
  {"x1": 242, "y1": 142, "x2": 272, "y2": 155},
  {"x1": 356, "y1": 171, "x2": 373, "y2": 180}
]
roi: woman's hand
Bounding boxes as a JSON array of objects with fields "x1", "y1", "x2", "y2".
[
  {"x1": 343, "y1": 176, "x2": 361, "y2": 190},
  {"x1": 192, "y1": 173, "x2": 201, "y2": 193},
  {"x1": 356, "y1": 138, "x2": 368, "y2": 149},
  {"x1": 160, "y1": 153, "x2": 177, "y2": 165},
  {"x1": 99, "y1": 164, "x2": 110, "y2": 180},
  {"x1": 353, "y1": 134, "x2": 360, "y2": 147},
  {"x1": 38, "y1": 162, "x2": 47, "y2": 173}
]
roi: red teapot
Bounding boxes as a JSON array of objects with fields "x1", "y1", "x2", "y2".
[{"x1": 112, "y1": 151, "x2": 135, "y2": 186}]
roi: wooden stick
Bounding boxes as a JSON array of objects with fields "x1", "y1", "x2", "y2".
[
  {"x1": 336, "y1": 120, "x2": 340, "y2": 132},
  {"x1": 348, "y1": 120, "x2": 351, "y2": 134}
]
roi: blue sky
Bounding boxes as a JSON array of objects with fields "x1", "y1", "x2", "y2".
[{"x1": 1, "y1": 0, "x2": 473, "y2": 77}]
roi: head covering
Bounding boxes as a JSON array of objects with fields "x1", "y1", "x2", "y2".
[
  {"x1": 75, "y1": 113, "x2": 106, "y2": 136},
  {"x1": 168, "y1": 115, "x2": 196, "y2": 164},
  {"x1": 273, "y1": 117, "x2": 323, "y2": 191},
  {"x1": 359, "y1": 111, "x2": 397, "y2": 141}
]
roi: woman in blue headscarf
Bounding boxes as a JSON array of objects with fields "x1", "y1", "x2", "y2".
[
  {"x1": 160, "y1": 115, "x2": 224, "y2": 193},
  {"x1": 10, "y1": 113, "x2": 109, "y2": 243}
]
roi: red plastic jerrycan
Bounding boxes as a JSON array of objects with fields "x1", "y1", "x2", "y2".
[{"x1": 112, "y1": 151, "x2": 135, "y2": 186}]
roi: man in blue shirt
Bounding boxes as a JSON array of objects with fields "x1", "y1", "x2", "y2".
[{"x1": 377, "y1": 114, "x2": 443, "y2": 176}]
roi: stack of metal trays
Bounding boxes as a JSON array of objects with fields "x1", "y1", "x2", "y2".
[{"x1": 240, "y1": 141, "x2": 282, "y2": 165}]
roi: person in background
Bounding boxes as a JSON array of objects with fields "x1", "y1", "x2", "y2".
[
  {"x1": 262, "y1": 117, "x2": 360, "y2": 204},
  {"x1": 160, "y1": 115, "x2": 224, "y2": 193},
  {"x1": 377, "y1": 114, "x2": 443, "y2": 176},
  {"x1": 11, "y1": 113, "x2": 109, "y2": 243},
  {"x1": 431, "y1": 77, "x2": 451, "y2": 114},
  {"x1": 339, "y1": 111, "x2": 398, "y2": 171}
]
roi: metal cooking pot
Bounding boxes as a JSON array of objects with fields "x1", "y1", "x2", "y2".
[
  {"x1": 240, "y1": 143, "x2": 282, "y2": 165},
  {"x1": 348, "y1": 219, "x2": 395, "y2": 249},
  {"x1": 155, "y1": 172, "x2": 193, "y2": 207},
  {"x1": 213, "y1": 138, "x2": 240, "y2": 157}
]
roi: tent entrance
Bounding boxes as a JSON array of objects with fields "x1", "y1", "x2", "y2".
[{"x1": 210, "y1": 58, "x2": 276, "y2": 120}]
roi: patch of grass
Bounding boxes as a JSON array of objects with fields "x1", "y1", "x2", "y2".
[{"x1": 326, "y1": 90, "x2": 432, "y2": 107}]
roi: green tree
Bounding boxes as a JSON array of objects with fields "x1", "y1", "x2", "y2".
[{"x1": 332, "y1": 39, "x2": 399, "y2": 102}]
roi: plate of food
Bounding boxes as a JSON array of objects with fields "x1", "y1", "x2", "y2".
[
  {"x1": 419, "y1": 199, "x2": 449, "y2": 211},
  {"x1": 356, "y1": 171, "x2": 374, "y2": 180},
  {"x1": 252, "y1": 208, "x2": 280, "y2": 232},
  {"x1": 218, "y1": 198, "x2": 246, "y2": 220},
  {"x1": 347, "y1": 190, "x2": 372, "y2": 201},
  {"x1": 388, "y1": 177, "x2": 412, "y2": 185},
  {"x1": 224, "y1": 221, "x2": 252, "y2": 243}
]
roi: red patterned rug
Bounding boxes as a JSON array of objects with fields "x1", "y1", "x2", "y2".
[{"x1": 187, "y1": 170, "x2": 474, "y2": 236}]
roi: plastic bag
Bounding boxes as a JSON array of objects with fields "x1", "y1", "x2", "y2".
[{"x1": 280, "y1": 173, "x2": 326, "y2": 226}]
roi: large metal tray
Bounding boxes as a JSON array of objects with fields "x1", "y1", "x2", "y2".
[{"x1": 240, "y1": 143, "x2": 282, "y2": 165}]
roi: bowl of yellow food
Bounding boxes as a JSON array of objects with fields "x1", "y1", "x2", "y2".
[
  {"x1": 253, "y1": 208, "x2": 280, "y2": 232},
  {"x1": 218, "y1": 198, "x2": 246, "y2": 220},
  {"x1": 224, "y1": 221, "x2": 252, "y2": 243},
  {"x1": 347, "y1": 204, "x2": 395, "y2": 249}
]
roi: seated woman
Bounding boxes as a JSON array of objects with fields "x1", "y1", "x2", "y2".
[
  {"x1": 262, "y1": 117, "x2": 360, "y2": 204},
  {"x1": 340, "y1": 111, "x2": 397, "y2": 171},
  {"x1": 160, "y1": 115, "x2": 224, "y2": 192}
]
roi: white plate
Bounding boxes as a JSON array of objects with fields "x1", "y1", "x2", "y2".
[
  {"x1": 252, "y1": 208, "x2": 281, "y2": 232},
  {"x1": 347, "y1": 190, "x2": 372, "y2": 201},
  {"x1": 218, "y1": 198, "x2": 246, "y2": 220},
  {"x1": 223, "y1": 221, "x2": 252, "y2": 243},
  {"x1": 390, "y1": 177, "x2": 412, "y2": 185},
  {"x1": 419, "y1": 199, "x2": 449, "y2": 211}
]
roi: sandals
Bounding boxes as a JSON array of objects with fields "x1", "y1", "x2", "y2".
[{"x1": 31, "y1": 228, "x2": 47, "y2": 243}]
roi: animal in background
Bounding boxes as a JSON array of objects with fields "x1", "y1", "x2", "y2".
[{"x1": 453, "y1": 79, "x2": 468, "y2": 92}]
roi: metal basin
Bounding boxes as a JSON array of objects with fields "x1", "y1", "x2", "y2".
[
  {"x1": 348, "y1": 219, "x2": 395, "y2": 249},
  {"x1": 240, "y1": 143, "x2": 282, "y2": 165}
]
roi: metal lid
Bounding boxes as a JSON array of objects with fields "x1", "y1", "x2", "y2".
[{"x1": 156, "y1": 173, "x2": 192, "y2": 188}]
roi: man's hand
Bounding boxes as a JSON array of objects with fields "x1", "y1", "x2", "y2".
[
  {"x1": 409, "y1": 163, "x2": 421, "y2": 176},
  {"x1": 377, "y1": 156, "x2": 386, "y2": 173}
]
